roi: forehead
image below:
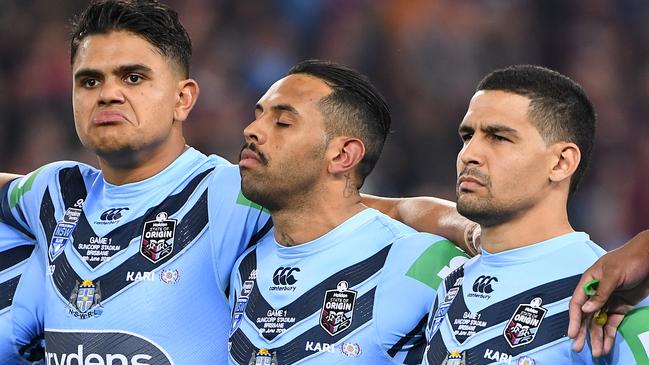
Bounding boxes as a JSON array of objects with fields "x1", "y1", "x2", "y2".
[
  {"x1": 72, "y1": 31, "x2": 171, "y2": 72},
  {"x1": 258, "y1": 74, "x2": 332, "y2": 108},
  {"x1": 462, "y1": 90, "x2": 532, "y2": 130}
]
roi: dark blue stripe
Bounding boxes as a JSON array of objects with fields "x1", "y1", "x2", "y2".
[
  {"x1": 240, "y1": 244, "x2": 392, "y2": 341},
  {"x1": 448, "y1": 274, "x2": 581, "y2": 344},
  {"x1": 0, "y1": 244, "x2": 35, "y2": 272},
  {"x1": 0, "y1": 274, "x2": 21, "y2": 311},
  {"x1": 0, "y1": 178, "x2": 36, "y2": 239},
  {"x1": 61, "y1": 168, "x2": 213, "y2": 268},
  {"x1": 50, "y1": 190, "x2": 209, "y2": 300},
  {"x1": 230, "y1": 288, "x2": 377, "y2": 365},
  {"x1": 427, "y1": 310, "x2": 570, "y2": 364},
  {"x1": 387, "y1": 314, "x2": 428, "y2": 360}
]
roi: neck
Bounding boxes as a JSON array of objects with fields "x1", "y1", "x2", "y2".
[
  {"x1": 98, "y1": 141, "x2": 188, "y2": 185},
  {"x1": 271, "y1": 186, "x2": 366, "y2": 247},
  {"x1": 480, "y1": 196, "x2": 574, "y2": 253}
]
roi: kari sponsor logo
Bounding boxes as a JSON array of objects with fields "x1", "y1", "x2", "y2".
[{"x1": 305, "y1": 341, "x2": 335, "y2": 353}]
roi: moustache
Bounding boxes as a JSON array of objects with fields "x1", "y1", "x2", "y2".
[
  {"x1": 457, "y1": 167, "x2": 490, "y2": 187},
  {"x1": 240, "y1": 143, "x2": 269, "y2": 165}
]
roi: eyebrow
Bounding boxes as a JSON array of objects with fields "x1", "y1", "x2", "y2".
[
  {"x1": 459, "y1": 123, "x2": 518, "y2": 133},
  {"x1": 74, "y1": 64, "x2": 153, "y2": 81},
  {"x1": 255, "y1": 103, "x2": 299, "y2": 115}
]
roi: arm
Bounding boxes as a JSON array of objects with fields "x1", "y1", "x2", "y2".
[
  {"x1": 0, "y1": 173, "x2": 21, "y2": 188},
  {"x1": 568, "y1": 230, "x2": 649, "y2": 356},
  {"x1": 361, "y1": 194, "x2": 479, "y2": 256}
]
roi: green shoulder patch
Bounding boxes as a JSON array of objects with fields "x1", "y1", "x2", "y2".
[
  {"x1": 9, "y1": 166, "x2": 44, "y2": 209},
  {"x1": 236, "y1": 191, "x2": 266, "y2": 211},
  {"x1": 618, "y1": 306, "x2": 649, "y2": 364},
  {"x1": 406, "y1": 239, "x2": 468, "y2": 290}
]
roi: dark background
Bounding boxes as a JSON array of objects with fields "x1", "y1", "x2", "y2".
[{"x1": 1, "y1": 0, "x2": 647, "y2": 248}]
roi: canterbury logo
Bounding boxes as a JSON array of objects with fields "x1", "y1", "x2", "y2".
[
  {"x1": 100, "y1": 207, "x2": 129, "y2": 221},
  {"x1": 272, "y1": 267, "x2": 300, "y2": 286},
  {"x1": 472, "y1": 275, "x2": 498, "y2": 294}
]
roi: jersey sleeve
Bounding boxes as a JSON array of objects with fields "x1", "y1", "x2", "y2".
[
  {"x1": 0, "y1": 223, "x2": 38, "y2": 365},
  {"x1": 0, "y1": 162, "x2": 81, "y2": 241},
  {"x1": 375, "y1": 234, "x2": 468, "y2": 364},
  {"x1": 7, "y1": 243, "x2": 45, "y2": 364},
  {"x1": 606, "y1": 299, "x2": 649, "y2": 364},
  {"x1": 207, "y1": 164, "x2": 271, "y2": 295}
]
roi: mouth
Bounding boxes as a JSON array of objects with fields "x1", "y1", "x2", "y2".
[
  {"x1": 457, "y1": 175, "x2": 485, "y2": 192},
  {"x1": 92, "y1": 110, "x2": 128, "y2": 125},
  {"x1": 239, "y1": 147, "x2": 262, "y2": 168}
]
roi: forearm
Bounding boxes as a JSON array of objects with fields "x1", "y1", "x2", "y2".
[{"x1": 362, "y1": 194, "x2": 478, "y2": 255}]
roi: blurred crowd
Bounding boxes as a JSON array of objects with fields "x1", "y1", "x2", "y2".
[{"x1": 0, "y1": 0, "x2": 646, "y2": 247}]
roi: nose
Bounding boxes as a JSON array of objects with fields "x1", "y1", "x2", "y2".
[
  {"x1": 457, "y1": 136, "x2": 484, "y2": 169},
  {"x1": 243, "y1": 118, "x2": 266, "y2": 145},
  {"x1": 97, "y1": 78, "x2": 125, "y2": 106}
]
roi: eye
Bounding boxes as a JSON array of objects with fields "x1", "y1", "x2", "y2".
[
  {"x1": 490, "y1": 134, "x2": 510, "y2": 142},
  {"x1": 82, "y1": 78, "x2": 100, "y2": 88},
  {"x1": 125, "y1": 74, "x2": 144, "y2": 84},
  {"x1": 276, "y1": 120, "x2": 291, "y2": 128},
  {"x1": 460, "y1": 132, "x2": 473, "y2": 142}
]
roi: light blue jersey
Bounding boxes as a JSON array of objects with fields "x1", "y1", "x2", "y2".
[
  {"x1": 228, "y1": 208, "x2": 468, "y2": 364},
  {"x1": 0, "y1": 148, "x2": 269, "y2": 364},
  {"x1": 423, "y1": 232, "x2": 649, "y2": 365},
  {"x1": 0, "y1": 222, "x2": 36, "y2": 365}
]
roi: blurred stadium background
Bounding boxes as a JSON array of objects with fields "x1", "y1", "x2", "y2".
[{"x1": 0, "y1": 0, "x2": 646, "y2": 248}]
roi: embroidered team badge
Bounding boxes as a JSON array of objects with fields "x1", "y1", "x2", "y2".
[
  {"x1": 517, "y1": 356, "x2": 537, "y2": 365},
  {"x1": 248, "y1": 348, "x2": 278, "y2": 365},
  {"x1": 140, "y1": 212, "x2": 176, "y2": 263},
  {"x1": 504, "y1": 297, "x2": 547, "y2": 348},
  {"x1": 442, "y1": 349, "x2": 466, "y2": 365},
  {"x1": 320, "y1": 280, "x2": 357, "y2": 336},
  {"x1": 67, "y1": 279, "x2": 103, "y2": 319},
  {"x1": 49, "y1": 199, "x2": 84, "y2": 261},
  {"x1": 159, "y1": 269, "x2": 180, "y2": 284},
  {"x1": 340, "y1": 342, "x2": 361, "y2": 357}
]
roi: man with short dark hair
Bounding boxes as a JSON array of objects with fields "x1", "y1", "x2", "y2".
[
  {"x1": 1, "y1": 1, "x2": 270, "y2": 363},
  {"x1": 421, "y1": 65, "x2": 649, "y2": 364},
  {"x1": 228, "y1": 60, "x2": 467, "y2": 364},
  {"x1": 0, "y1": 1, "x2": 471, "y2": 363}
]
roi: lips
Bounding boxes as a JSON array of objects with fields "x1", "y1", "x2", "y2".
[
  {"x1": 239, "y1": 148, "x2": 261, "y2": 168},
  {"x1": 92, "y1": 110, "x2": 128, "y2": 125},
  {"x1": 457, "y1": 175, "x2": 485, "y2": 191}
]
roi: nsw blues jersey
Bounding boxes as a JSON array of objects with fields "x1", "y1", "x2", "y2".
[
  {"x1": 0, "y1": 222, "x2": 36, "y2": 364},
  {"x1": 0, "y1": 148, "x2": 269, "y2": 364},
  {"x1": 228, "y1": 208, "x2": 468, "y2": 364},
  {"x1": 423, "y1": 232, "x2": 649, "y2": 365}
]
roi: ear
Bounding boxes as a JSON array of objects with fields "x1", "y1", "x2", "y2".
[
  {"x1": 174, "y1": 78, "x2": 200, "y2": 122},
  {"x1": 327, "y1": 137, "x2": 365, "y2": 176},
  {"x1": 549, "y1": 142, "x2": 581, "y2": 183}
]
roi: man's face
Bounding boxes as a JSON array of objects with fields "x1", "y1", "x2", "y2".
[
  {"x1": 456, "y1": 90, "x2": 555, "y2": 227},
  {"x1": 239, "y1": 74, "x2": 332, "y2": 211},
  {"x1": 72, "y1": 31, "x2": 184, "y2": 159}
]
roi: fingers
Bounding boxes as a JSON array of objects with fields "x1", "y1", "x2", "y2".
[
  {"x1": 572, "y1": 316, "x2": 588, "y2": 353},
  {"x1": 602, "y1": 313, "x2": 625, "y2": 356},
  {"x1": 569, "y1": 274, "x2": 596, "y2": 338},
  {"x1": 568, "y1": 294, "x2": 585, "y2": 338},
  {"x1": 582, "y1": 278, "x2": 617, "y2": 314},
  {"x1": 589, "y1": 315, "x2": 605, "y2": 357}
]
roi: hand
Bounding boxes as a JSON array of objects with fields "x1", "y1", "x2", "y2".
[{"x1": 568, "y1": 230, "x2": 649, "y2": 356}]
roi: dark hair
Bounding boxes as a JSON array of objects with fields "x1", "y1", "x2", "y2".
[
  {"x1": 477, "y1": 64, "x2": 596, "y2": 196},
  {"x1": 288, "y1": 60, "x2": 391, "y2": 187},
  {"x1": 70, "y1": 0, "x2": 192, "y2": 77}
]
